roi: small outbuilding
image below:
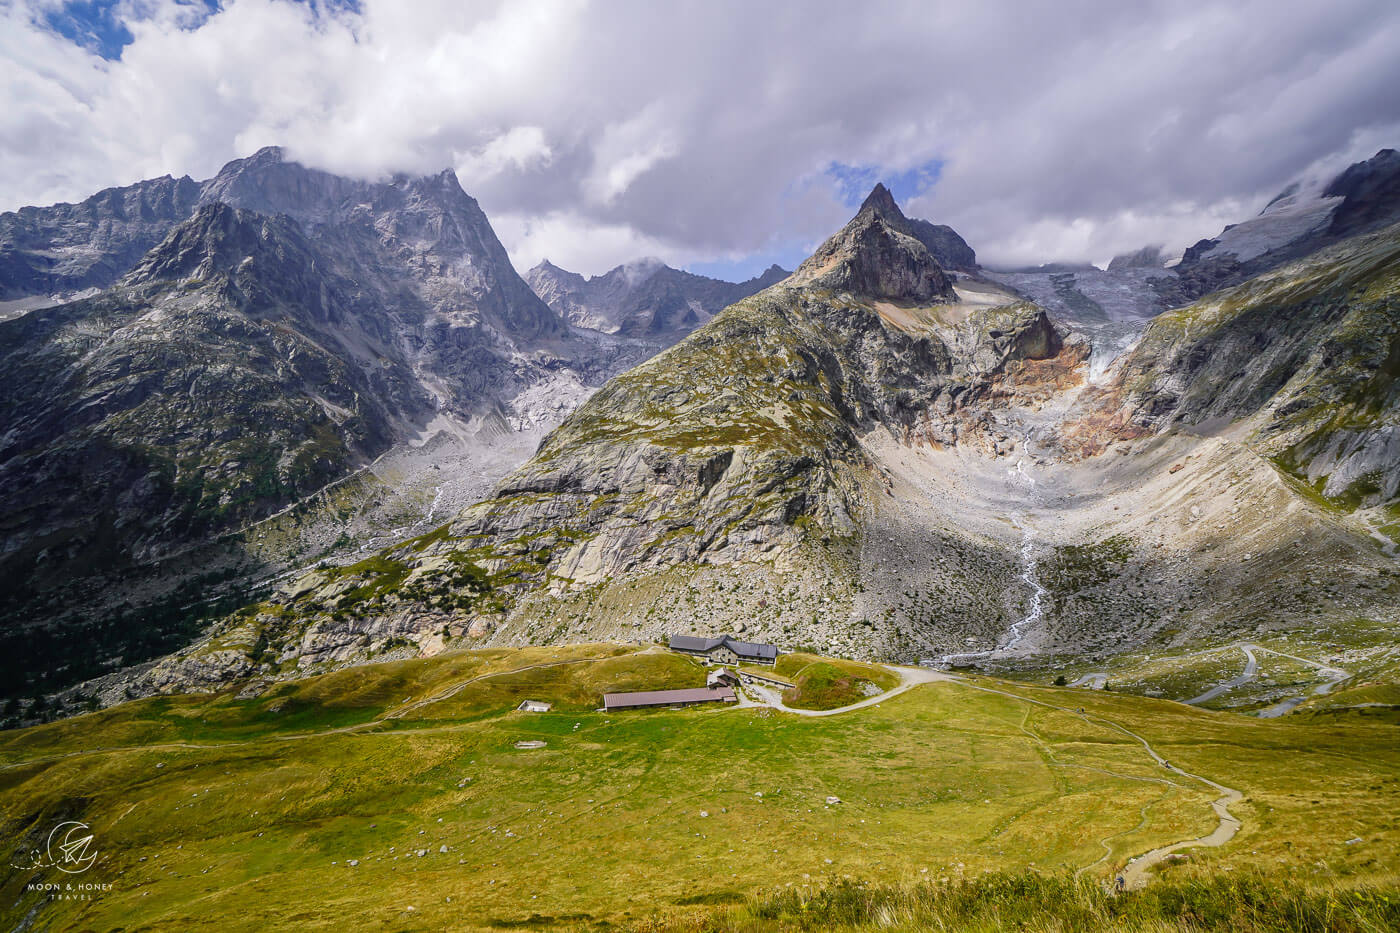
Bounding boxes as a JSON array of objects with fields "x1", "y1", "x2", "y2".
[
  {"x1": 708, "y1": 667, "x2": 740, "y2": 688},
  {"x1": 517, "y1": 700, "x2": 552, "y2": 712}
]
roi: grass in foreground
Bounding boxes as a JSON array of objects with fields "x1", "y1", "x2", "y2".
[
  {"x1": 628, "y1": 870, "x2": 1400, "y2": 932},
  {"x1": 1, "y1": 645, "x2": 1397, "y2": 931}
]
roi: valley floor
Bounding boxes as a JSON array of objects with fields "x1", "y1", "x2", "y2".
[{"x1": 2, "y1": 645, "x2": 1396, "y2": 931}]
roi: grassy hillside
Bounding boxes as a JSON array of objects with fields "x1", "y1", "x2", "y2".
[
  {"x1": 1, "y1": 646, "x2": 1397, "y2": 931},
  {"x1": 777, "y1": 653, "x2": 901, "y2": 710}
]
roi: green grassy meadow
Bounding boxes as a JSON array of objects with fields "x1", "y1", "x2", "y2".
[{"x1": 1, "y1": 645, "x2": 1397, "y2": 931}]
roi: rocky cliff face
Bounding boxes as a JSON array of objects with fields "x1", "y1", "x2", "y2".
[
  {"x1": 0, "y1": 203, "x2": 435, "y2": 693},
  {"x1": 204, "y1": 147, "x2": 565, "y2": 348},
  {"x1": 527, "y1": 257, "x2": 789, "y2": 338},
  {"x1": 791, "y1": 184, "x2": 955, "y2": 302}
]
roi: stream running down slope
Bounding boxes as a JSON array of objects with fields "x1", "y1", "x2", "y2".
[{"x1": 934, "y1": 430, "x2": 1051, "y2": 666}]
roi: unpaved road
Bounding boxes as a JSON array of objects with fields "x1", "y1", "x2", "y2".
[
  {"x1": 740, "y1": 663, "x2": 1243, "y2": 887},
  {"x1": 1178, "y1": 642, "x2": 1350, "y2": 715},
  {"x1": 4, "y1": 653, "x2": 1242, "y2": 890},
  {"x1": 1184, "y1": 644, "x2": 1259, "y2": 705}
]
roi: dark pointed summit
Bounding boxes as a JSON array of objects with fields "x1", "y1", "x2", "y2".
[
  {"x1": 855, "y1": 182, "x2": 977, "y2": 272},
  {"x1": 792, "y1": 186, "x2": 954, "y2": 302},
  {"x1": 858, "y1": 182, "x2": 903, "y2": 219}
]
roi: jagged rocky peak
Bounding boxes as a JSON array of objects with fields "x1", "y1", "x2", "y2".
[
  {"x1": 0, "y1": 172, "x2": 203, "y2": 299},
  {"x1": 527, "y1": 255, "x2": 792, "y2": 338},
  {"x1": 198, "y1": 145, "x2": 364, "y2": 225},
  {"x1": 792, "y1": 183, "x2": 956, "y2": 301},
  {"x1": 752, "y1": 263, "x2": 791, "y2": 286},
  {"x1": 201, "y1": 146, "x2": 564, "y2": 341}
]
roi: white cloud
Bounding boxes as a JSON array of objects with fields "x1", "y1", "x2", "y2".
[
  {"x1": 455, "y1": 126, "x2": 553, "y2": 186},
  {"x1": 582, "y1": 106, "x2": 679, "y2": 205},
  {"x1": 491, "y1": 209, "x2": 688, "y2": 275},
  {"x1": 2, "y1": 0, "x2": 1399, "y2": 275}
]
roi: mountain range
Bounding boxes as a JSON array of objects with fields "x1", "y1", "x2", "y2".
[
  {"x1": 107, "y1": 163, "x2": 1399, "y2": 709},
  {"x1": 2, "y1": 146, "x2": 1399, "y2": 719},
  {"x1": 527, "y1": 258, "x2": 789, "y2": 338}
]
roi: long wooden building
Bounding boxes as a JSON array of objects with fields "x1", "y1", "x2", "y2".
[{"x1": 603, "y1": 684, "x2": 737, "y2": 712}]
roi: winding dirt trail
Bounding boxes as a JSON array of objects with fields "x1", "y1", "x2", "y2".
[
  {"x1": 1184, "y1": 645, "x2": 1259, "y2": 705},
  {"x1": 1174, "y1": 642, "x2": 1350, "y2": 715},
  {"x1": 738, "y1": 664, "x2": 1243, "y2": 886},
  {"x1": 4, "y1": 653, "x2": 1242, "y2": 889},
  {"x1": 945, "y1": 677, "x2": 1244, "y2": 889}
]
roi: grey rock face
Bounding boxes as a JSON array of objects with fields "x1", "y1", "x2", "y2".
[
  {"x1": 0, "y1": 203, "x2": 431, "y2": 690},
  {"x1": 220, "y1": 191, "x2": 1084, "y2": 681},
  {"x1": 527, "y1": 257, "x2": 789, "y2": 339},
  {"x1": 1106, "y1": 245, "x2": 1165, "y2": 271},
  {"x1": 850, "y1": 184, "x2": 978, "y2": 272},
  {"x1": 204, "y1": 147, "x2": 564, "y2": 347},
  {"x1": 902, "y1": 217, "x2": 978, "y2": 272}
]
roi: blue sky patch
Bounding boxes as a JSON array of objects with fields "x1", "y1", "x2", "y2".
[
  {"x1": 38, "y1": 1, "x2": 359, "y2": 61},
  {"x1": 826, "y1": 158, "x2": 943, "y2": 207},
  {"x1": 685, "y1": 241, "x2": 813, "y2": 284},
  {"x1": 41, "y1": 1, "x2": 139, "y2": 60}
]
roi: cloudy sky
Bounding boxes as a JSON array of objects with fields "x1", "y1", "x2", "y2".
[{"x1": 4, "y1": 0, "x2": 1400, "y2": 278}]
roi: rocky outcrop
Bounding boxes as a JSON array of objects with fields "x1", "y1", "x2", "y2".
[
  {"x1": 203, "y1": 147, "x2": 565, "y2": 347},
  {"x1": 214, "y1": 190, "x2": 1084, "y2": 679},
  {"x1": 1323, "y1": 148, "x2": 1400, "y2": 239},
  {"x1": 1107, "y1": 245, "x2": 1165, "y2": 271},
  {"x1": 902, "y1": 216, "x2": 978, "y2": 272},
  {"x1": 527, "y1": 257, "x2": 789, "y2": 338}
]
